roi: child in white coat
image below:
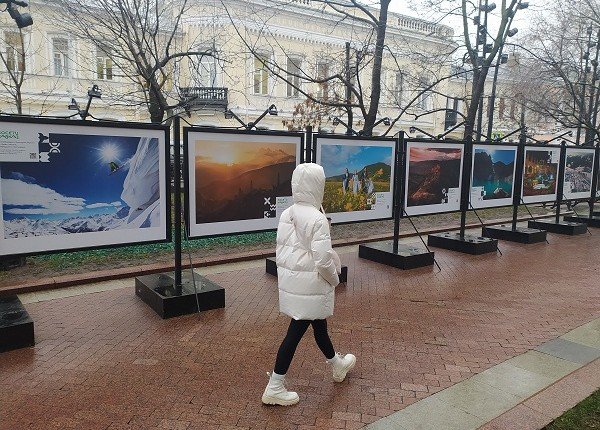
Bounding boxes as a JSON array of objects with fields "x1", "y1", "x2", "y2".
[{"x1": 262, "y1": 163, "x2": 356, "y2": 406}]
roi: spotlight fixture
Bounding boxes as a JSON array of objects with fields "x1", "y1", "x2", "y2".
[
  {"x1": 517, "y1": 1, "x2": 529, "y2": 9},
  {"x1": 382, "y1": 117, "x2": 391, "y2": 126},
  {"x1": 3, "y1": 0, "x2": 33, "y2": 29},
  {"x1": 68, "y1": 98, "x2": 79, "y2": 111},
  {"x1": 87, "y1": 84, "x2": 102, "y2": 99},
  {"x1": 500, "y1": 53, "x2": 509, "y2": 64},
  {"x1": 409, "y1": 126, "x2": 416, "y2": 134},
  {"x1": 267, "y1": 104, "x2": 278, "y2": 116},
  {"x1": 507, "y1": 28, "x2": 519, "y2": 37},
  {"x1": 332, "y1": 117, "x2": 340, "y2": 126},
  {"x1": 480, "y1": 2, "x2": 496, "y2": 12}
]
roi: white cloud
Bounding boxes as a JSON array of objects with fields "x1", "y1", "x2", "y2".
[
  {"x1": 2, "y1": 179, "x2": 86, "y2": 215},
  {"x1": 86, "y1": 203, "x2": 112, "y2": 209},
  {"x1": 111, "y1": 201, "x2": 122, "y2": 207}
]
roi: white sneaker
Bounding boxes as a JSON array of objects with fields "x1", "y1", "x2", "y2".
[
  {"x1": 261, "y1": 372, "x2": 300, "y2": 406},
  {"x1": 329, "y1": 353, "x2": 356, "y2": 382}
]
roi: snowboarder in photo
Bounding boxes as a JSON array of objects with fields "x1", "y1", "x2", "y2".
[{"x1": 262, "y1": 163, "x2": 356, "y2": 406}]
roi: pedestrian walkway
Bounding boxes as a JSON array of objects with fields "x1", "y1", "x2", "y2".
[{"x1": 1, "y1": 228, "x2": 599, "y2": 430}]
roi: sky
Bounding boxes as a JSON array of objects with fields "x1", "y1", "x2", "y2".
[
  {"x1": 321, "y1": 144, "x2": 393, "y2": 177},
  {"x1": 475, "y1": 148, "x2": 516, "y2": 164},
  {"x1": 1, "y1": 134, "x2": 142, "y2": 221}
]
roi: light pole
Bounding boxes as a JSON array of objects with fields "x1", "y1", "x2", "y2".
[
  {"x1": 585, "y1": 29, "x2": 600, "y2": 146},
  {"x1": 576, "y1": 26, "x2": 595, "y2": 145}
]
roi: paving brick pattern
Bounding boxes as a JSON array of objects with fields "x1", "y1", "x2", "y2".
[{"x1": 1, "y1": 233, "x2": 600, "y2": 430}]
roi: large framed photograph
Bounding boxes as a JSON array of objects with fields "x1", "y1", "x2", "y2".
[
  {"x1": 314, "y1": 136, "x2": 395, "y2": 223},
  {"x1": 470, "y1": 144, "x2": 518, "y2": 209},
  {"x1": 185, "y1": 129, "x2": 302, "y2": 238},
  {"x1": 404, "y1": 141, "x2": 464, "y2": 216},
  {"x1": 0, "y1": 118, "x2": 170, "y2": 257},
  {"x1": 563, "y1": 147, "x2": 595, "y2": 201},
  {"x1": 522, "y1": 147, "x2": 561, "y2": 204}
]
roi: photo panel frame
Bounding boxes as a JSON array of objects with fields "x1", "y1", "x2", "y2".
[
  {"x1": 563, "y1": 147, "x2": 596, "y2": 201},
  {"x1": 314, "y1": 136, "x2": 396, "y2": 223},
  {"x1": 470, "y1": 144, "x2": 518, "y2": 209},
  {"x1": 404, "y1": 141, "x2": 464, "y2": 216},
  {"x1": 184, "y1": 128, "x2": 303, "y2": 238},
  {"x1": 521, "y1": 146, "x2": 561, "y2": 204},
  {"x1": 0, "y1": 118, "x2": 171, "y2": 257}
]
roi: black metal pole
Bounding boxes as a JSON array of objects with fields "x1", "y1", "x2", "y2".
[
  {"x1": 475, "y1": 0, "x2": 489, "y2": 143},
  {"x1": 305, "y1": 125, "x2": 313, "y2": 163},
  {"x1": 555, "y1": 142, "x2": 567, "y2": 224},
  {"x1": 512, "y1": 130, "x2": 526, "y2": 230},
  {"x1": 486, "y1": 45, "x2": 504, "y2": 139},
  {"x1": 585, "y1": 31, "x2": 600, "y2": 145},
  {"x1": 173, "y1": 116, "x2": 183, "y2": 293},
  {"x1": 577, "y1": 27, "x2": 593, "y2": 145},
  {"x1": 393, "y1": 132, "x2": 405, "y2": 253},
  {"x1": 589, "y1": 142, "x2": 600, "y2": 217},
  {"x1": 459, "y1": 135, "x2": 473, "y2": 237},
  {"x1": 345, "y1": 42, "x2": 353, "y2": 136}
]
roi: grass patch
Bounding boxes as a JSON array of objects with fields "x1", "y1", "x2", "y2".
[{"x1": 544, "y1": 389, "x2": 600, "y2": 430}]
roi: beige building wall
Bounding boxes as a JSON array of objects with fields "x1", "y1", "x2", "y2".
[{"x1": 0, "y1": 0, "x2": 464, "y2": 138}]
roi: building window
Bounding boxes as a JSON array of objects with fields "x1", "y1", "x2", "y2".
[
  {"x1": 417, "y1": 89, "x2": 430, "y2": 111},
  {"x1": 393, "y1": 72, "x2": 403, "y2": 104},
  {"x1": 5, "y1": 32, "x2": 24, "y2": 73},
  {"x1": 198, "y1": 56, "x2": 218, "y2": 87},
  {"x1": 287, "y1": 57, "x2": 301, "y2": 97},
  {"x1": 253, "y1": 54, "x2": 269, "y2": 95},
  {"x1": 316, "y1": 61, "x2": 329, "y2": 99},
  {"x1": 96, "y1": 49, "x2": 113, "y2": 80},
  {"x1": 52, "y1": 37, "x2": 69, "y2": 77}
]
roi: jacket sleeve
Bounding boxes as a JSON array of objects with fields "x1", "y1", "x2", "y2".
[
  {"x1": 331, "y1": 250, "x2": 342, "y2": 275},
  {"x1": 310, "y1": 217, "x2": 340, "y2": 287}
]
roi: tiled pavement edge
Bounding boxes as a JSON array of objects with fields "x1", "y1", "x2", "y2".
[{"x1": 366, "y1": 319, "x2": 600, "y2": 430}]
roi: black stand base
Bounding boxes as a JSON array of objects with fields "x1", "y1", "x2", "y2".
[
  {"x1": 135, "y1": 271, "x2": 225, "y2": 319},
  {"x1": 528, "y1": 220, "x2": 587, "y2": 235},
  {"x1": 482, "y1": 225, "x2": 547, "y2": 244},
  {"x1": 564, "y1": 215, "x2": 600, "y2": 228},
  {"x1": 358, "y1": 241, "x2": 434, "y2": 269},
  {"x1": 428, "y1": 232, "x2": 498, "y2": 255},
  {"x1": 265, "y1": 257, "x2": 347, "y2": 282},
  {"x1": 0, "y1": 256, "x2": 26, "y2": 271},
  {"x1": 0, "y1": 295, "x2": 34, "y2": 352}
]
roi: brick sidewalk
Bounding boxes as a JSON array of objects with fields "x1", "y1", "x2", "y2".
[{"x1": 1, "y1": 232, "x2": 599, "y2": 430}]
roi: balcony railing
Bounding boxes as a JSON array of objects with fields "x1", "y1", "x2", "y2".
[{"x1": 179, "y1": 87, "x2": 228, "y2": 110}]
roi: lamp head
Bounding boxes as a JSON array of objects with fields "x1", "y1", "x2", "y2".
[
  {"x1": 481, "y1": 2, "x2": 496, "y2": 12},
  {"x1": 507, "y1": 28, "x2": 518, "y2": 37},
  {"x1": 409, "y1": 126, "x2": 416, "y2": 134},
  {"x1": 87, "y1": 85, "x2": 102, "y2": 99},
  {"x1": 68, "y1": 98, "x2": 79, "y2": 111},
  {"x1": 224, "y1": 109, "x2": 233, "y2": 119},
  {"x1": 517, "y1": 1, "x2": 529, "y2": 9},
  {"x1": 7, "y1": 2, "x2": 33, "y2": 29},
  {"x1": 332, "y1": 117, "x2": 340, "y2": 126},
  {"x1": 500, "y1": 53, "x2": 509, "y2": 64},
  {"x1": 382, "y1": 117, "x2": 391, "y2": 126},
  {"x1": 268, "y1": 104, "x2": 278, "y2": 116}
]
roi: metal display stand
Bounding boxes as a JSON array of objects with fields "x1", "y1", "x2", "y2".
[
  {"x1": 482, "y1": 135, "x2": 548, "y2": 243},
  {"x1": 135, "y1": 116, "x2": 225, "y2": 319},
  {"x1": 359, "y1": 132, "x2": 435, "y2": 269},
  {"x1": 529, "y1": 141, "x2": 587, "y2": 235},
  {"x1": 427, "y1": 135, "x2": 499, "y2": 254},
  {"x1": 564, "y1": 142, "x2": 600, "y2": 228}
]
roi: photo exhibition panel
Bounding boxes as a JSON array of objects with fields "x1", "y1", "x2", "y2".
[
  {"x1": 521, "y1": 147, "x2": 561, "y2": 204},
  {"x1": 563, "y1": 147, "x2": 595, "y2": 201},
  {"x1": 470, "y1": 144, "x2": 518, "y2": 209},
  {"x1": 315, "y1": 137, "x2": 396, "y2": 223},
  {"x1": 404, "y1": 141, "x2": 464, "y2": 216},
  {"x1": 186, "y1": 130, "x2": 302, "y2": 237},
  {"x1": 0, "y1": 120, "x2": 170, "y2": 256}
]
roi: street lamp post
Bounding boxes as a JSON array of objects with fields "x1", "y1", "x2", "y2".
[
  {"x1": 576, "y1": 26, "x2": 594, "y2": 145},
  {"x1": 585, "y1": 29, "x2": 600, "y2": 146}
]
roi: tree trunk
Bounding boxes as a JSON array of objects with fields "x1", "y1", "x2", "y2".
[
  {"x1": 148, "y1": 83, "x2": 166, "y2": 123},
  {"x1": 15, "y1": 87, "x2": 22, "y2": 115},
  {"x1": 362, "y1": 0, "x2": 390, "y2": 136}
]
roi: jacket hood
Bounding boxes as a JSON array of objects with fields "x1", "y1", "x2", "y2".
[{"x1": 291, "y1": 163, "x2": 325, "y2": 208}]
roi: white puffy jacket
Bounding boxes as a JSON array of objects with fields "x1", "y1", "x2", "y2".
[{"x1": 276, "y1": 163, "x2": 340, "y2": 320}]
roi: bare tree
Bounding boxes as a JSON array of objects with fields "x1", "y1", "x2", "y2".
[{"x1": 54, "y1": 0, "x2": 217, "y2": 123}]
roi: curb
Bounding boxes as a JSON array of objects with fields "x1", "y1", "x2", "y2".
[{"x1": 0, "y1": 213, "x2": 568, "y2": 297}]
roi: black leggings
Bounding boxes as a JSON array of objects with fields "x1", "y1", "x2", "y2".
[{"x1": 274, "y1": 319, "x2": 335, "y2": 375}]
